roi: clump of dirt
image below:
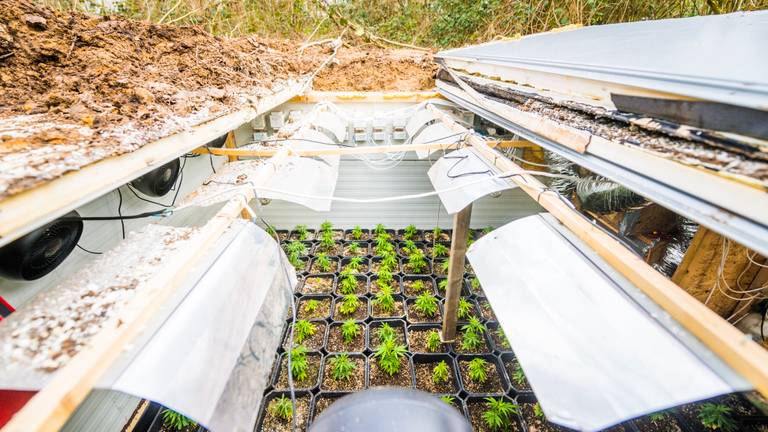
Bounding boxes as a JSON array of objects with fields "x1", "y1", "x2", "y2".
[{"x1": 313, "y1": 47, "x2": 436, "y2": 91}]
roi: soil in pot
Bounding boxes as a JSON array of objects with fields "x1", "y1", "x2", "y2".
[
  {"x1": 341, "y1": 259, "x2": 369, "y2": 274},
  {"x1": 369, "y1": 322, "x2": 406, "y2": 347},
  {"x1": 489, "y1": 325, "x2": 512, "y2": 351},
  {"x1": 466, "y1": 277, "x2": 485, "y2": 296},
  {"x1": 398, "y1": 244, "x2": 426, "y2": 257},
  {"x1": 296, "y1": 297, "x2": 331, "y2": 320},
  {"x1": 282, "y1": 322, "x2": 326, "y2": 351},
  {"x1": 314, "y1": 243, "x2": 343, "y2": 256},
  {"x1": 275, "y1": 354, "x2": 321, "y2": 390},
  {"x1": 402, "y1": 262, "x2": 432, "y2": 275},
  {"x1": 403, "y1": 278, "x2": 435, "y2": 297},
  {"x1": 631, "y1": 413, "x2": 683, "y2": 432},
  {"x1": 369, "y1": 357, "x2": 412, "y2": 387},
  {"x1": 520, "y1": 403, "x2": 569, "y2": 432},
  {"x1": 309, "y1": 258, "x2": 339, "y2": 274},
  {"x1": 335, "y1": 277, "x2": 368, "y2": 296},
  {"x1": 459, "y1": 359, "x2": 503, "y2": 394},
  {"x1": 371, "y1": 299, "x2": 405, "y2": 319},
  {"x1": 301, "y1": 277, "x2": 335, "y2": 295},
  {"x1": 333, "y1": 297, "x2": 368, "y2": 321},
  {"x1": 370, "y1": 259, "x2": 400, "y2": 273},
  {"x1": 327, "y1": 322, "x2": 365, "y2": 353},
  {"x1": 158, "y1": 418, "x2": 199, "y2": 432},
  {"x1": 262, "y1": 395, "x2": 310, "y2": 432},
  {"x1": 505, "y1": 359, "x2": 531, "y2": 391},
  {"x1": 321, "y1": 356, "x2": 365, "y2": 391},
  {"x1": 433, "y1": 260, "x2": 448, "y2": 276},
  {"x1": 478, "y1": 298, "x2": 498, "y2": 321},
  {"x1": 406, "y1": 300, "x2": 442, "y2": 324},
  {"x1": 370, "y1": 278, "x2": 401, "y2": 295},
  {"x1": 343, "y1": 242, "x2": 369, "y2": 256},
  {"x1": 424, "y1": 231, "x2": 451, "y2": 242},
  {"x1": 678, "y1": 396, "x2": 760, "y2": 432},
  {"x1": 408, "y1": 327, "x2": 449, "y2": 353},
  {"x1": 414, "y1": 361, "x2": 458, "y2": 394},
  {"x1": 467, "y1": 400, "x2": 524, "y2": 432},
  {"x1": 289, "y1": 230, "x2": 315, "y2": 241},
  {"x1": 452, "y1": 331, "x2": 492, "y2": 355},
  {"x1": 313, "y1": 394, "x2": 343, "y2": 421},
  {"x1": 315, "y1": 230, "x2": 344, "y2": 241},
  {"x1": 344, "y1": 230, "x2": 370, "y2": 241}
]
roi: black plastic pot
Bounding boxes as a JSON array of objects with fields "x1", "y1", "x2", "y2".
[
  {"x1": 307, "y1": 256, "x2": 341, "y2": 274},
  {"x1": 288, "y1": 229, "x2": 316, "y2": 241},
  {"x1": 271, "y1": 351, "x2": 323, "y2": 392},
  {"x1": 499, "y1": 352, "x2": 533, "y2": 397},
  {"x1": 281, "y1": 319, "x2": 328, "y2": 352},
  {"x1": 405, "y1": 297, "x2": 444, "y2": 324},
  {"x1": 343, "y1": 228, "x2": 371, "y2": 241},
  {"x1": 475, "y1": 296, "x2": 498, "y2": 321},
  {"x1": 424, "y1": 229, "x2": 453, "y2": 243},
  {"x1": 256, "y1": 390, "x2": 313, "y2": 432},
  {"x1": 370, "y1": 274, "x2": 403, "y2": 295},
  {"x1": 326, "y1": 320, "x2": 368, "y2": 354},
  {"x1": 437, "y1": 393, "x2": 469, "y2": 419},
  {"x1": 465, "y1": 395, "x2": 525, "y2": 432},
  {"x1": 367, "y1": 319, "x2": 409, "y2": 351},
  {"x1": 484, "y1": 322, "x2": 513, "y2": 354},
  {"x1": 464, "y1": 276, "x2": 485, "y2": 297},
  {"x1": 309, "y1": 391, "x2": 350, "y2": 425},
  {"x1": 451, "y1": 324, "x2": 494, "y2": 356},
  {"x1": 311, "y1": 241, "x2": 344, "y2": 258},
  {"x1": 275, "y1": 230, "x2": 290, "y2": 243},
  {"x1": 367, "y1": 351, "x2": 416, "y2": 388},
  {"x1": 340, "y1": 240, "x2": 372, "y2": 257},
  {"x1": 298, "y1": 274, "x2": 337, "y2": 296},
  {"x1": 399, "y1": 257, "x2": 433, "y2": 276},
  {"x1": 333, "y1": 274, "x2": 369, "y2": 297},
  {"x1": 406, "y1": 323, "x2": 452, "y2": 354},
  {"x1": 412, "y1": 353, "x2": 462, "y2": 396},
  {"x1": 331, "y1": 295, "x2": 370, "y2": 321},
  {"x1": 370, "y1": 293, "x2": 407, "y2": 320},
  {"x1": 294, "y1": 295, "x2": 334, "y2": 321},
  {"x1": 369, "y1": 256, "x2": 403, "y2": 274},
  {"x1": 339, "y1": 256, "x2": 371, "y2": 274},
  {"x1": 396, "y1": 228, "x2": 425, "y2": 242},
  {"x1": 456, "y1": 354, "x2": 510, "y2": 396},
  {"x1": 432, "y1": 258, "x2": 449, "y2": 277},
  {"x1": 314, "y1": 229, "x2": 345, "y2": 241},
  {"x1": 402, "y1": 275, "x2": 438, "y2": 298},
  {"x1": 319, "y1": 352, "x2": 369, "y2": 392}
]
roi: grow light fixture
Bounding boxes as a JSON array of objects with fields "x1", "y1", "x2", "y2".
[{"x1": 466, "y1": 214, "x2": 750, "y2": 431}]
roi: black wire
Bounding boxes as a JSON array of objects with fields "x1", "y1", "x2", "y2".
[
  {"x1": 76, "y1": 244, "x2": 102, "y2": 255},
  {"x1": 60, "y1": 209, "x2": 168, "y2": 222},
  {"x1": 208, "y1": 150, "x2": 217, "y2": 174},
  {"x1": 117, "y1": 188, "x2": 125, "y2": 239},
  {"x1": 126, "y1": 157, "x2": 187, "y2": 208},
  {"x1": 761, "y1": 302, "x2": 767, "y2": 341},
  {"x1": 443, "y1": 154, "x2": 493, "y2": 178}
]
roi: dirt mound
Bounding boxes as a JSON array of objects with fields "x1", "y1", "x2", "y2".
[{"x1": 313, "y1": 47, "x2": 436, "y2": 91}]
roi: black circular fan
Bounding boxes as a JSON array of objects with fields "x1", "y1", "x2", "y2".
[
  {"x1": 130, "y1": 158, "x2": 181, "y2": 197},
  {"x1": 0, "y1": 211, "x2": 83, "y2": 281}
]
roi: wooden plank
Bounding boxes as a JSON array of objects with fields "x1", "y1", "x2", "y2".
[
  {"x1": 672, "y1": 227, "x2": 766, "y2": 317},
  {"x1": 192, "y1": 139, "x2": 532, "y2": 157},
  {"x1": 0, "y1": 82, "x2": 302, "y2": 249},
  {"x1": 291, "y1": 90, "x2": 442, "y2": 103},
  {"x1": 441, "y1": 204, "x2": 472, "y2": 342},
  {"x1": 428, "y1": 105, "x2": 768, "y2": 398},
  {"x1": 1, "y1": 150, "x2": 290, "y2": 432},
  {"x1": 223, "y1": 131, "x2": 238, "y2": 162}
]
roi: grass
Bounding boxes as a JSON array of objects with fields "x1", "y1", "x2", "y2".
[{"x1": 39, "y1": 0, "x2": 768, "y2": 47}]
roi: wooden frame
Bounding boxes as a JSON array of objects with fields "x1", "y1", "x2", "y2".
[
  {"x1": 291, "y1": 90, "x2": 442, "y2": 103},
  {"x1": 0, "y1": 82, "x2": 302, "y2": 249},
  {"x1": 428, "y1": 105, "x2": 768, "y2": 398}
]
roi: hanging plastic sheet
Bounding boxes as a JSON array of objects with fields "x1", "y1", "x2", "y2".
[
  {"x1": 466, "y1": 214, "x2": 749, "y2": 431},
  {"x1": 412, "y1": 123, "x2": 463, "y2": 159},
  {"x1": 427, "y1": 147, "x2": 516, "y2": 214},
  {"x1": 310, "y1": 110, "x2": 347, "y2": 143},
  {"x1": 405, "y1": 109, "x2": 439, "y2": 139}
]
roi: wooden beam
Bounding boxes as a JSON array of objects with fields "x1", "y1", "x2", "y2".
[
  {"x1": 441, "y1": 204, "x2": 472, "y2": 342},
  {"x1": 0, "y1": 81, "x2": 302, "y2": 249},
  {"x1": 1, "y1": 150, "x2": 290, "y2": 432},
  {"x1": 428, "y1": 104, "x2": 768, "y2": 398},
  {"x1": 291, "y1": 90, "x2": 442, "y2": 103},
  {"x1": 223, "y1": 131, "x2": 238, "y2": 162},
  {"x1": 192, "y1": 139, "x2": 532, "y2": 158}
]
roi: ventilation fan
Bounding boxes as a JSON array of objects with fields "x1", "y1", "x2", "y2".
[
  {"x1": 0, "y1": 211, "x2": 83, "y2": 281},
  {"x1": 130, "y1": 158, "x2": 181, "y2": 197}
]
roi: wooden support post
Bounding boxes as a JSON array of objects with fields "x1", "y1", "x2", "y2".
[
  {"x1": 224, "y1": 131, "x2": 238, "y2": 162},
  {"x1": 441, "y1": 204, "x2": 473, "y2": 342}
]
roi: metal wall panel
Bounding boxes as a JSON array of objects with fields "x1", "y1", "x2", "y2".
[{"x1": 60, "y1": 390, "x2": 139, "y2": 432}]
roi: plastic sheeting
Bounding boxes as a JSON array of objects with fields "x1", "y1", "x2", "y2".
[
  {"x1": 104, "y1": 222, "x2": 295, "y2": 432},
  {"x1": 412, "y1": 123, "x2": 463, "y2": 159},
  {"x1": 405, "y1": 109, "x2": 439, "y2": 138},
  {"x1": 427, "y1": 147, "x2": 516, "y2": 214},
  {"x1": 466, "y1": 214, "x2": 749, "y2": 431}
]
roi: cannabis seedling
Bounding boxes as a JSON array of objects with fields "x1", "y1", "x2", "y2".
[
  {"x1": 440, "y1": 395, "x2": 455, "y2": 405},
  {"x1": 351, "y1": 225, "x2": 364, "y2": 240},
  {"x1": 698, "y1": 403, "x2": 737, "y2": 432},
  {"x1": 303, "y1": 299, "x2": 319, "y2": 314},
  {"x1": 432, "y1": 360, "x2": 450, "y2": 384},
  {"x1": 163, "y1": 409, "x2": 196, "y2": 431},
  {"x1": 495, "y1": 327, "x2": 511, "y2": 350},
  {"x1": 374, "y1": 223, "x2": 387, "y2": 236},
  {"x1": 329, "y1": 353, "x2": 356, "y2": 380},
  {"x1": 438, "y1": 279, "x2": 448, "y2": 292},
  {"x1": 534, "y1": 402, "x2": 544, "y2": 419},
  {"x1": 403, "y1": 224, "x2": 418, "y2": 240},
  {"x1": 512, "y1": 362, "x2": 527, "y2": 387},
  {"x1": 289, "y1": 345, "x2": 309, "y2": 381},
  {"x1": 402, "y1": 239, "x2": 417, "y2": 255},
  {"x1": 270, "y1": 396, "x2": 293, "y2": 422},
  {"x1": 380, "y1": 252, "x2": 398, "y2": 270},
  {"x1": 410, "y1": 279, "x2": 426, "y2": 293},
  {"x1": 468, "y1": 358, "x2": 489, "y2": 383},
  {"x1": 373, "y1": 285, "x2": 396, "y2": 314},
  {"x1": 339, "y1": 271, "x2": 358, "y2": 295},
  {"x1": 293, "y1": 224, "x2": 309, "y2": 241},
  {"x1": 375, "y1": 235, "x2": 393, "y2": 254},
  {"x1": 347, "y1": 256, "x2": 363, "y2": 271},
  {"x1": 339, "y1": 294, "x2": 360, "y2": 316},
  {"x1": 408, "y1": 249, "x2": 428, "y2": 274},
  {"x1": 439, "y1": 259, "x2": 450, "y2": 274},
  {"x1": 470, "y1": 277, "x2": 481, "y2": 291},
  {"x1": 432, "y1": 242, "x2": 449, "y2": 258},
  {"x1": 341, "y1": 319, "x2": 360, "y2": 344},
  {"x1": 414, "y1": 292, "x2": 438, "y2": 318},
  {"x1": 347, "y1": 241, "x2": 361, "y2": 256},
  {"x1": 457, "y1": 298, "x2": 473, "y2": 319},
  {"x1": 294, "y1": 319, "x2": 316, "y2": 344},
  {"x1": 377, "y1": 322, "x2": 397, "y2": 343},
  {"x1": 482, "y1": 397, "x2": 518, "y2": 430},
  {"x1": 432, "y1": 226, "x2": 443, "y2": 239},
  {"x1": 319, "y1": 220, "x2": 333, "y2": 234},
  {"x1": 462, "y1": 316, "x2": 486, "y2": 335},
  {"x1": 319, "y1": 230, "x2": 335, "y2": 250},
  {"x1": 314, "y1": 252, "x2": 332, "y2": 272},
  {"x1": 374, "y1": 338, "x2": 407, "y2": 376},
  {"x1": 649, "y1": 410, "x2": 669, "y2": 422},
  {"x1": 426, "y1": 330, "x2": 442, "y2": 352},
  {"x1": 460, "y1": 328, "x2": 484, "y2": 351}
]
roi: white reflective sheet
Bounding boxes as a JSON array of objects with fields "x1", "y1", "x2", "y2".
[
  {"x1": 260, "y1": 156, "x2": 339, "y2": 212},
  {"x1": 412, "y1": 123, "x2": 462, "y2": 159},
  {"x1": 427, "y1": 147, "x2": 515, "y2": 214},
  {"x1": 106, "y1": 223, "x2": 294, "y2": 432},
  {"x1": 466, "y1": 215, "x2": 748, "y2": 431},
  {"x1": 311, "y1": 110, "x2": 347, "y2": 143},
  {"x1": 404, "y1": 108, "x2": 439, "y2": 138}
]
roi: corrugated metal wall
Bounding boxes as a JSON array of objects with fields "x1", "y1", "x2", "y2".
[{"x1": 60, "y1": 390, "x2": 140, "y2": 432}]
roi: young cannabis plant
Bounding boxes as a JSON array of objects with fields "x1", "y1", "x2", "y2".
[
  {"x1": 534, "y1": 402, "x2": 544, "y2": 419},
  {"x1": 329, "y1": 353, "x2": 356, "y2": 381},
  {"x1": 432, "y1": 360, "x2": 450, "y2": 384},
  {"x1": 432, "y1": 226, "x2": 443, "y2": 239},
  {"x1": 163, "y1": 409, "x2": 196, "y2": 431},
  {"x1": 649, "y1": 410, "x2": 669, "y2": 422},
  {"x1": 375, "y1": 235, "x2": 393, "y2": 254},
  {"x1": 377, "y1": 268, "x2": 394, "y2": 284},
  {"x1": 426, "y1": 330, "x2": 442, "y2": 352},
  {"x1": 303, "y1": 299, "x2": 319, "y2": 314},
  {"x1": 373, "y1": 285, "x2": 396, "y2": 314},
  {"x1": 286, "y1": 240, "x2": 307, "y2": 255},
  {"x1": 319, "y1": 220, "x2": 333, "y2": 234},
  {"x1": 339, "y1": 271, "x2": 358, "y2": 295},
  {"x1": 410, "y1": 279, "x2": 426, "y2": 293},
  {"x1": 468, "y1": 358, "x2": 489, "y2": 383},
  {"x1": 314, "y1": 252, "x2": 332, "y2": 272},
  {"x1": 374, "y1": 223, "x2": 387, "y2": 236},
  {"x1": 380, "y1": 252, "x2": 398, "y2": 271},
  {"x1": 439, "y1": 259, "x2": 450, "y2": 274},
  {"x1": 339, "y1": 294, "x2": 360, "y2": 316},
  {"x1": 341, "y1": 319, "x2": 360, "y2": 344},
  {"x1": 482, "y1": 397, "x2": 518, "y2": 430},
  {"x1": 377, "y1": 322, "x2": 397, "y2": 343},
  {"x1": 512, "y1": 362, "x2": 527, "y2": 387},
  {"x1": 347, "y1": 256, "x2": 363, "y2": 271},
  {"x1": 432, "y1": 242, "x2": 449, "y2": 258},
  {"x1": 414, "y1": 292, "x2": 438, "y2": 318},
  {"x1": 470, "y1": 277, "x2": 481, "y2": 291},
  {"x1": 293, "y1": 224, "x2": 309, "y2": 241},
  {"x1": 698, "y1": 403, "x2": 737, "y2": 432},
  {"x1": 374, "y1": 338, "x2": 407, "y2": 376},
  {"x1": 403, "y1": 224, "x2": 418, "y2": 240},
  {"x1": 402, "y1": 239, "x2": 417, "y2": 255},
  {"x1": 462, "y1": 316, "x2": 486, "y2": 335},
  {"x1": 438, "y1": 279, "x2": 448, "y2": 292},
  {"x1": 457, "y1": 297, "x2": 473, "y2": 319},
  {"x1": 495, "y1": 327, "x2": 511, "y2": 349},
  {"x1": 288, "y1": 253, "x2": 304, "y2": 268},
  {"x1": 351, "y1": 225, "x2": 364, "y2": 240},
  {"x1": 347, "y1": 241, "x2": 361, "y2": 256},
  {"x1": 408, "y1": 249, "x2": 428, "y2": 273},
  {"x1": 460, "y1": 328, "x2": 484, "y2": 351},
  {"x1": 320, "y1": 230, "x2": 335, "y2": 250},
  {"x1": 289, "y1": 345, "x2": 309, "y2": 381},
  {"x1": 270, "y1": 396, "x2": 293, "y2": 422},
  {"x1": 440, "y1": 395, "x2": 455, "y2": 405},
  {"x1": 294, "y1": 319, "x2": 316, "y2": 344}
]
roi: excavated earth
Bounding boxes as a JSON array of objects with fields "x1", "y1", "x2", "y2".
[{"x1": 0, "y1": 0, "x2": 436, "y2": 198}]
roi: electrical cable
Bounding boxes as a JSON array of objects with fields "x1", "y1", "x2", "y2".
[
  {"x1": 60, "y1": 209, "x2": 169, "y2": 222},
  {"x1": 76, "y1": 244, "x2": 102, "y2": 255},
  {"x1": 125, "y1": 156, "x2": 188, "y2": 208},
  {"x1": 117, "y1": 188, "x2": 126, "y2": 239}
]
